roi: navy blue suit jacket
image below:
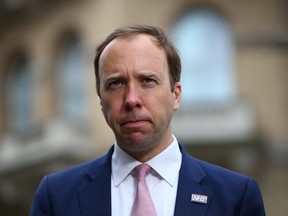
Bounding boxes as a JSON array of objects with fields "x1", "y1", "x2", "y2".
[{"x1": 30, "y1": 144, "x2": 266, "y2": 216}]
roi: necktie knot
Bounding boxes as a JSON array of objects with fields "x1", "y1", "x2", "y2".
[{"x1": 133, "y1": 164, "x2": 152, "y2": 181}]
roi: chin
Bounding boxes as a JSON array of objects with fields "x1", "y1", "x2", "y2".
[{"x1": 121, "y1": 134, "x2": 155, "y2": 151}]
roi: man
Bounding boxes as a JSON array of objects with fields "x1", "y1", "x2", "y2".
[{"x1": 30, "y1": 25, "x2": 266, "y2": 216}]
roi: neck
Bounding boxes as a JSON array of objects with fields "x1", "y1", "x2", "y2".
[{"x1": 123, "y1": 134, "x2": 174, "y2": 163}]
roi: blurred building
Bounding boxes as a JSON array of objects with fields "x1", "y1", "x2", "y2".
[{"x1": 0, "y1": 0, "x2": 288, "y2": 215}]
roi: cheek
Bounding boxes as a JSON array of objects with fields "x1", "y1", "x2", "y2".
[
  {"x1": 151, "y1": 92, "x2": 175, "y2": 114},
  {"x1": 101, "y1": 100, "x2": 120, "y2": 121}
]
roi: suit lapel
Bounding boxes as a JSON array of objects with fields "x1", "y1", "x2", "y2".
[
  {"x1": 77, "y1": 146, "x2": 114, "y2": 216},
  {"x1": 174, "y1": 145, "x2": 213, "y2": 216}
]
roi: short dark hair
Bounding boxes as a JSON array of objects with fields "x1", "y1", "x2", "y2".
[{"x1": 93, "y1": 25, "x2": 181, "y2": 96}]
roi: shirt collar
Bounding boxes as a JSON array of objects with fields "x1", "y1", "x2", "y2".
[
  {"x1": 112, "y1": 143, "x2": 141, "y2": 186},
  {"x1": 111, "y1": 135, "x2": 182, "y2": 187}
]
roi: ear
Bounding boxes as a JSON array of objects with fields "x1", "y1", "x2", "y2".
[{"x1": 173, "y1": 82, "x2": 181, "y2": 111}]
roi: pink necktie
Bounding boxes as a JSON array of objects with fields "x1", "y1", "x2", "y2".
[{"x1": 131, "y1": 164, "x2": 157, "y2": 216}]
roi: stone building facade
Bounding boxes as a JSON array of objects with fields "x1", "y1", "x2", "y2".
[{"x1": 0, "y1": 0, "x2": 287, "y2": 215}]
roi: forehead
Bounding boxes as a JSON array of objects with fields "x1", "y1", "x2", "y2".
[{"x1": 99, "y1": 34, "x2": 166, "y2": 63}]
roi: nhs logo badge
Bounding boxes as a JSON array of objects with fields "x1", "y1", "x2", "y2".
[{"x1": 191, "y1": 194, "x2": 208, "y2": 204}]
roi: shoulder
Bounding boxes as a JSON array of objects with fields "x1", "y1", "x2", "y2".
[
  {"x1": 185, "y1": 153, "x2": 263, "y2": 202},
  {"x1": 31, "y1": 151, "x2": 111, "y2": 209},
  {"x1": 197, "y1": 158, "x2": 249, "y2": 182},
  {"x1": 196, "y1": 159, "x2": 265, "y2": 214},
  {"x1": 197, "y1": 158, "x2": 260, "y2": 192},
  {"x1": 48, "y1": 145, "x2": 114, "y2": 182},
  {"x1": 49, "y1": 154, "x2": 110, "y2": 184},
  {"x1": 38, "y1": 146, "x2": 113, "y2": 194},
  {"x1": 179, "y1": 143, "x2": 251, "y2": 185},
  {"x1": 30, "y1": 148, "x2": 114, "y2": 215},
  {"x1": 53, "y1": 155, "x2": 106, "y2": 176},
  {"x1": 179, "y1": 143, "x2": 260, "y2": 195}
]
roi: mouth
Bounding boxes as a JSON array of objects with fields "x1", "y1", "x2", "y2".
[
  {"x1": 121, "y1": 119, "x2": 147, "y2": 126},
  {"x1": 120, "y1": 117, "x2": 151, "y2": 130},
  {"x1": 123, "y1": 120, "x2": 146, "y2": 125}
]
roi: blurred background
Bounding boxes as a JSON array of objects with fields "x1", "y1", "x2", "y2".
[{"x1": 0, "y1": 0, "x2": 288, "y2": 215}]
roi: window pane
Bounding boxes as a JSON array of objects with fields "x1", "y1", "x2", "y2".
[
  {"x1": 57, "y1": 35, "x2": 87, "y2": 122},
  {"x1": 171, "y1": 9, "x2": 236, "y2": 108},
  {"x1": 7, "y1": 56, "x2": 32, "y2": 132}
]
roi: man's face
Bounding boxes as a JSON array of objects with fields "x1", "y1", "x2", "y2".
[{"x1": 98, "y1": 34, "x2": 181, "y2": 161}]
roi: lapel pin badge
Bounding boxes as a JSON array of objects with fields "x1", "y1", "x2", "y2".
[{"x1": 191, "y1": 193, "x2": 208, "y2": 204}]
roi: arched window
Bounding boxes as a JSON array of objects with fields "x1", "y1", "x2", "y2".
[
  {"x1": 171, "y1": 9, "x2": 236, "y2": 109},
  {"x1": 56, "y1": 33, "x2": 87, "y2": 122},
  {"x1": 7, "y1": 54, "x2": 33, "y2": 133}
]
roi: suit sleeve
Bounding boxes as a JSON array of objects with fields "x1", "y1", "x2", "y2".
[
  {"x1": 30, "y1": 176, "x2": 52, "y2": 216},
  {"x1": 238, "y1": 177, "x2": 266, "y2": 216}
]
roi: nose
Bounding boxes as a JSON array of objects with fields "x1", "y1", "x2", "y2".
[{"x1": 123, "y1": 84, "x2": 142, "y2": 110}]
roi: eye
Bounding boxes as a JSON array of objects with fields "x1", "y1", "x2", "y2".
[
  {"x1": 143, "y1": 78, "x2": 157, "y2": 85},
  {"x1": 108, "y1": 80, "x2": 125, "y2": 89}
]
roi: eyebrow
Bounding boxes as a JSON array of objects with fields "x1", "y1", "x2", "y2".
[
  {"x1": 106, "y1": 70, "x2": 160, "y2": 79},
  {"x1": 104, "y1": 72, "x2": 122, "y2": 82},
  {"x1": 138, "y1": 71, "x2": 161, "y2": 82}
]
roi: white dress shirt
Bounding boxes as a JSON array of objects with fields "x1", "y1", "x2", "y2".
[{"x1": 111, "y1": 135, "x2": 182, "y2": 216}]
